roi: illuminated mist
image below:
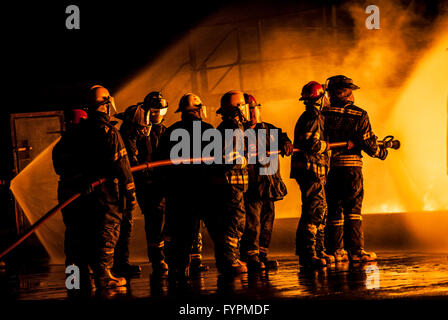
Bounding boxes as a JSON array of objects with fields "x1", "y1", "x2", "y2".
[
  {"x1": 6, "y1": 2, "x2": 447, "y2": 263},
  {"x1": 115, "y1": 2, "x2": 448, "y2": 219}
]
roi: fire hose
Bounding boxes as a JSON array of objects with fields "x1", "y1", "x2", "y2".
[{"x1": 0, "y1": 137, "x2": 399, "y2": 261}]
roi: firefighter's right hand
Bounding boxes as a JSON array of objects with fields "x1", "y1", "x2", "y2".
[
  {"x1": 281, "y1": 141, "x2": 294, "y2": 157},
  {"x1": 347, "y1": 140, "x2": 355, "y2": 150},
  {"x1": 377, "y1": 146, "x2": 388, "y2": 160},
  {"x1": 125, "y1": 191, "x2": 137, "y2": 212}
]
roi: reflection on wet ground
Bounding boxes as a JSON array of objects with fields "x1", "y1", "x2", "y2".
[{"x1": 1, "y1": 251, "x2": 448, "y2": 301}]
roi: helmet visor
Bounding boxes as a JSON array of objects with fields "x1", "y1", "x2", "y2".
[
  {"x1": 151, "y1": 107, "x2": 168, "y2": 116},
  {"x1": 236, "y1": 103, "x2": 250, "y2": 122}
]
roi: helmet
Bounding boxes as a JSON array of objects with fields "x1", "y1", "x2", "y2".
[
  {"x1": 141, "y1": 91, "x2": 168, "y2": 124},
  {"x1": 244, "y1": 93, "x2": 262, "y2": 125},
  {"x1": 326, "y1": 75, "x2": 360, "y2": 91},
  {"x1": 69, "y1": 109, "x2": 87, "y2": 125},
  {"x1": 121, "y1": 105, "x2": 152, "y2": 136},
  {"x1": 86, "y1": 85, "x2": 117, "y2": 115},
  {"x1": 142, "y1": 91, "x2": 168, "y2": 110},
  {"x1": 243, "y1": 93, "x2": 260, "y2": 108},
  {"x1": 176, "y1": 93, "x2": 202, "y2": 112},
  {"x1": 217, "y1": 90, "x2": 250, "y2": 122},
  {"x1": 299, "y1": 81, "x2": 325, "y2": 101},
  {"x1": 176, "y1": 93, "x2": 207, "y2": 119}
]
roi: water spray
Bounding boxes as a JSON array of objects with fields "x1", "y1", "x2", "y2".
[{"x1": 0, "y1": 139, "x2": 399, "y2": 261}]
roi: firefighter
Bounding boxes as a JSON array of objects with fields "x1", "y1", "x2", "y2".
[
  {"x1": 290, "y1": 81, "x2": 335, "y2": 268},
  {"x1": 53, "y1": 85, "x2": 137, "y2": 288},
  {"x1": 322, "y1": 75, "x2": 387, "y2": 263},
  {"x1": 53, "y1": 108, "x2": 90, "y2": 291},
  {"x1": 240, "y1": 94, "x2": 293, "y2": 271},
  {"x1": 118, "y1": 91, "x2": 169, "y2": 276},
  {"x1": 156, "y1": 93, "x2": 214, "y2": 283},
  {"x1": 212, "y1": 90, "x2": 250, "y2": 275}
]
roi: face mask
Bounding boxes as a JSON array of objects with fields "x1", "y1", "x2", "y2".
[
  {"x1": 109, "y1": 96, "x2": 117, "y2": 115},
  {"x1": 200, "y1": 105, "x2": 207, "y2": 119},
  {"x1": 236, "y1": 103, "x2": 250, "y2": 123},
  {"x1": 150, "y1": 108, "x2": 167, "y2": 124},
  {"x1": 249, "y1": 106, "x2": 262, "y2": 125}
]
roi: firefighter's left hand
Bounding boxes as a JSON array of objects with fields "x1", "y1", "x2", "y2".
[
  {"x1": 281, "y1": 141, "x2": 294, "y2": 157},
  {"x1": 347, "y1": 140, "x2": 355, "y2": 150},
  {"x1": 125, "y1": 191, "x2": 137, "y2": 212},
  {"x1": 377, "y1": 146, "x2": 388, "y2": 160}
]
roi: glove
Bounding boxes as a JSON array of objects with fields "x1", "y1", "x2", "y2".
[
  {"x1": 125, "y1": 191, "x2": 137, "y2": 212},
  {"x1": 282, "y1": 141, "x2": 294, "y2": 157},
  {"x1": 377, "y1": 147, "x2": 388, "y2": 160},
  {"x1": 347, "y1": 140, "x2": 355, "y2": 150}
]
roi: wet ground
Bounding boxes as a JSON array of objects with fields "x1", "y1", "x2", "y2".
[{"x1": 1, "y1": 251, "x2": 448, "y2": 302}]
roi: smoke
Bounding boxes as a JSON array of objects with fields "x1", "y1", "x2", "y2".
[
  {"x1": 116, "y1": 1, "x2": 447, "y2": 219},
  {"x1": 8, "y1": 2, "x2": 447, "y2": 263}
]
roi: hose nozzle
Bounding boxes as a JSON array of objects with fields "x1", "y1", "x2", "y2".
[{"x1": 379, "y1": 135, "x2": 400, "y2": 150}]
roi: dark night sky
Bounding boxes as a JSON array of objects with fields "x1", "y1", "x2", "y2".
[{"x1": 4, "y1": 1, "x2": 229, "y2": 111}]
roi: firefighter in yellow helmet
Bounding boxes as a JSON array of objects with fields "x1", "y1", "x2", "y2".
[
  {"x1": 156, "y1": 93, "x2": 215, "y2": 284},
  {"x1": 211, "y1": 90, "x2": 250, "y2": 275}
]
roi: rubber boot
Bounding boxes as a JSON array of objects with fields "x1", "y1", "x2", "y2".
[
  {"x1": 298, "y1": 254, "x2": 327, "y2": 269},
  {"x1": 95, "y1": 268, "x2": 127, "y2": 288},
  {"x1": 152, "y1": 260, "x2": 169, "y2": 277},
  {"x1": 349, "y1": 250, "x2": 377, "y2": 263},
  {"x1": 219, "y1": 259, "x2": 248, "y2": 276},
  {"x1": 113, "y1": 262, "x2": 142, "y2": 278},
  {"x1": 189, "y1": 258, "x2": 209, "y2": 274},
  {"x1": 246, "y1": 255, "x2": 266, "y2": 272},
  {"x1": 317, "y1": 251, "x2": 336, "y2": 265},
  {"x1": 259, "y1": 254, "x2": 279, "y2": 270},
  {"x1": 332, "y1": 248, "x2": 349, "y2": 262}
]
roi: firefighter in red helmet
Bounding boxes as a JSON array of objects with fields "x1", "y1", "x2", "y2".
[{"x1": 290, "y1": 81, "x2": 335, "y2": 268}]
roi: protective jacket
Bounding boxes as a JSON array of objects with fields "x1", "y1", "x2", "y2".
[
  {"x1": 322, "y1": 102, "x2": 381, "y2": 167},
  {"x1": 247, "y1": 122, "x2": 290, "y2": 201},
  {"x1": 290, "y1": 105, "x2": 330, "y2": 178},
  {"x1": 53, "y1": 111, "x2": 136, "y2": 218},
  {"x1": 119, "y1": 105, "x2": 167, "y2": 182},
  {"x1": 215, "y1": 117, "x2": 249, "y2": 186}
]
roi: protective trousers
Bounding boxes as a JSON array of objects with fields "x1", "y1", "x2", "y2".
[
  {"x1": 240, "y1": 196, "x2": 275, "y2": 261},
  {"x1": 59, "y1": 182, "x2": 93, "y2": 287},
  {"x1": 213, "y1": 182, "x2": 247, "y2": 271},
  {"x1": 164, "y1": 186, "x2": 202, "y2": 276},
  {"x1": 295, "y1": 169, "x2": 327, "y2": 258},
  {"x1": 190, "y1": 220, "x2": 204, "y2": 262},
  {"x1": 136, "y1": 182, "x2": 166, "y2": 263},
  {"x1": 325, "y1": 166, "x2": 364, "y2": 254},
  {"x1": 114, "y1": 209, "x2": 133, "y2": 267}
]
